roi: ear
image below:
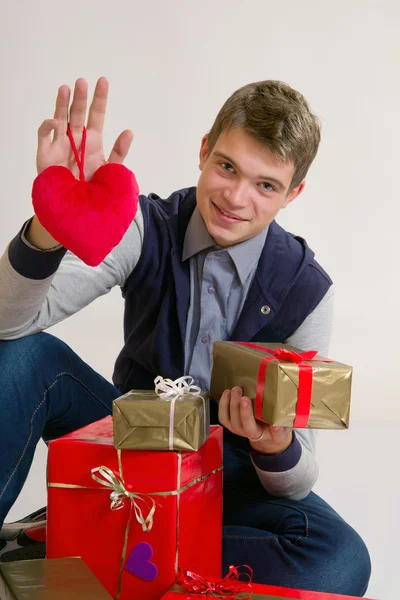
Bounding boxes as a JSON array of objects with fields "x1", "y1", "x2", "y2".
[
  {"x1": 282, "y1": 180, "x2": 306, "y2": 208},
  {"x1": 199, "y1": 134, "x2": 209, "y2": 171}
]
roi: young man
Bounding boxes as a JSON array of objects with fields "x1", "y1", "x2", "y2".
[{"x1": 0, "y1": 78, "x2": 371, "y2": 595}]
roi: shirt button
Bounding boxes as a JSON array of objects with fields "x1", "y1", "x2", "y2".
[
  {"x1": 201, "y1": 334, "x2": 210, "y2": 343},
  {"x1": 261, "y1": 305, "x2": 271, "y2": 315},
  {"x1": 208, "y1": 286, "x2": 216, "y2": 294}
]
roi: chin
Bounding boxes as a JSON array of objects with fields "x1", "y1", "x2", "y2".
[{"x1": 211, "y1": 230, "x2": 242, "y2": 248}]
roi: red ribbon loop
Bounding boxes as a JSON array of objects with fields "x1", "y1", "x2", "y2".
[
  {"x1": 177, "y1": 565, "x2": 252, "y2": 598},
  {"x1": 273, "y1": 348, "x2": 303, "y2": 363},
  {"x1": 235, "y1": 342, "x2": 324, "y2": 428},
  {"x1": 67, "y1": 125, "x2": 87, "y2": 183}
]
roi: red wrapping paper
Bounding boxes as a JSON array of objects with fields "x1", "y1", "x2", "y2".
[
  {"x1": 162, "y1": 579, "x2": 375, "y2": 599},
  {"x1": 46, "y1": 417, "x2": 223, "y2": 600}
]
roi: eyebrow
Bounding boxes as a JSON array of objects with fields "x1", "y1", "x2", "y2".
[{"x1": 212, "y1": 151, "x2": 286, "y2": 192}]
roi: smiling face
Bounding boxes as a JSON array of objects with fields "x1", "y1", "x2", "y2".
[{"x1": 196, "y1": 127, "x2": 305, "y2": 247}]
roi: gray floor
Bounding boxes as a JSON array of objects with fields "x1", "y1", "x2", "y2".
[{"x1": 6, "y1": 419, "x2": 393, "y2": 599}]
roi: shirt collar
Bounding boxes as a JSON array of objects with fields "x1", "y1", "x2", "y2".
[{"x1": 182, "y1": 206, "x2": 269, "y2": 285}]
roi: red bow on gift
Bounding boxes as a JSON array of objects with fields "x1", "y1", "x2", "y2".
[
  {"x1": 177, "y1": 564, "x2": 253, "y2": 598},
  {"x1": 236, "y1": 343, "x2": 332, "y2": 428}
]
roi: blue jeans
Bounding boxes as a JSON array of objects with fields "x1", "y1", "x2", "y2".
[{"x1": 0, "y1": 333, "x2": 371, "y2": 596}]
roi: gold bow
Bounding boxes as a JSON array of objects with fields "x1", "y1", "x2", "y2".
[{"x1": 91, "y1": 465, "x2": 155, "y2": 532}]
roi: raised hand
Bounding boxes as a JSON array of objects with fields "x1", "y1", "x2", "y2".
[
  {"x1": 218, "y1": 386, "x2": 293, "y2": 454},
  {"x1": 36, "y1": 77, "x2": 133, "y2": 180}
]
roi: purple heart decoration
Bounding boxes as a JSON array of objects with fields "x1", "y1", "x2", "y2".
[{"x1": 125, "y1": 542, "x2": 158, "y2": 581}]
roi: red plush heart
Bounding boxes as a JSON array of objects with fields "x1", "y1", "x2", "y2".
[{"x1": 32, "y1": 162, "x2": 139, "y2": 266}]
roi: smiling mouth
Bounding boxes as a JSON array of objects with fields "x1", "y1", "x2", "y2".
[{"x1": 213, "y1": 202, "x2": 246, "y2": 221}]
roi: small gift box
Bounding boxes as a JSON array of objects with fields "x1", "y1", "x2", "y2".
[
  {"x1": 161, "y1": 566, "x2": 375, "y2": 599},
  {"x1": 0, "y1": 557, "x2": 112, "y2": 599},
  {"x1": 210, "y1": 342, "x2": 352, "y2": 429},
  {"x1": 113, "y1": 376, "x2": 210, "y2": 451},
  {"x1": 46, "y1": 417, "x2": 223, "y2": 600}
]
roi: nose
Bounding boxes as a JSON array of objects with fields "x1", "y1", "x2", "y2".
[{"x1": 223, "y1": 181, "x2": 248, "y2": 208}]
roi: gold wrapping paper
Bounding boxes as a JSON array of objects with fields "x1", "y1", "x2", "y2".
[
  {"x1": 0, "y1": 557, "x2": 112, "y2": 599},
  {"x1": 113, "y1": 390, "x2": 210, "y2": 450},
  {"x1": 210, "y1": 342, "x2": 352, "y2": 429}
]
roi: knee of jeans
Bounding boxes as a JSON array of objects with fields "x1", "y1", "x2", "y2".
[
  {"x1": 0, "y1": 333, "x2": 68, "y2": 384},
  {"x1": 318, "y1": 520, "x2": 372, "y2": 595}
]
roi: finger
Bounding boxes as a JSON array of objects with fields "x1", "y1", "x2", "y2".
[
  {"x1": 229, "y1": 387, "x2": 244, "y2": 433},
  {"x1": 108, "y1": 130, "x2": 134, "y2": 164},
  {"x1": 54, "y1": 85, "x2": 71, "y2": 124},
  {"x1": 53, "y1": 85, "x2": 70, "y2": 120},
  {"x1": 37, "y1": 119, "x2": 59, "y2": 154},
  {"x1": 218, "y1": 389, "x2": 231, "y2": 427},
  {"x1": 87, "y1": 77, "x2": 109, "y2": 134},
  {"x1": 240, "y1": 398, "x2": 263, "y2": 439},
  {"x1": 53, "y1": 85, "x2": 70, "y2": 141},
  {"x1": 69, "y1": 78, "x2": 88, "y2": 134}
]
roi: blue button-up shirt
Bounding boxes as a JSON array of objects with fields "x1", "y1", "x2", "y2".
[{"x1": 183, "y1": 207, "x2": 268, "y2": 389}]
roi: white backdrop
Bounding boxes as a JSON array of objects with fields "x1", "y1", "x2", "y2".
[{"x1": 0, "y1": 1, "x2": 399, "y2": 597}]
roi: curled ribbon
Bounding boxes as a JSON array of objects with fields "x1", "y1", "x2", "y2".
[
  {"x1": 154, "y1": 375, "x2": 202, "y2": 399},
  {"x1": 177, "y1": 564, "x2": 253, "y2": 598},
  {"x1": 91, "y1": 465, "x2": 156, "y2": 532},
  {"x1": 154, "y1": 376, "x2": 202, "y2": 450}
]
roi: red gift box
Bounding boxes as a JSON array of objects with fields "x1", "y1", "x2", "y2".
[
  {"x1": 46, "y1": 417, "x2": 223, "y2": 600},
  {"x1": 161, "y1": 569, "x2": 375, "y2": 599},
  {"x1": 162, "y1": 583, "x2": 374, "y2": 599}
]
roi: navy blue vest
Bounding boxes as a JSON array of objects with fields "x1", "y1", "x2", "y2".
[{"x1": 113, "y1": 187, "x2": 332, "y2": 394}]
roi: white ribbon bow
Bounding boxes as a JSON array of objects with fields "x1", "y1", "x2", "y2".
[
  {"x1": 154, "y1": 375, "x2": 201, "y2": 400},
  {"x1": 91, "y1": 465, "x2": 155, "y2": 532},
  {"x1": 154, "y1": 376, "x2": 202, "y2": 451}
]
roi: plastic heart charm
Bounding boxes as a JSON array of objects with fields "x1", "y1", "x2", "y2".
[
  {"x1": 32, "y1": 162, "x2": 139, "y2": 267},
  {"x1": 125, "y1": 542, "x2": 158, "y2": 581}
]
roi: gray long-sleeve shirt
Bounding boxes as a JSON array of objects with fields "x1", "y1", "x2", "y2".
[{"x1": 0, "y1": 201, "x2": 334, "y2": 501}]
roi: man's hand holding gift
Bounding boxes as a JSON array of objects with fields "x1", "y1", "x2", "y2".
[{"x1": 218, "y1": 386, "x2": 293, "y2": 455}]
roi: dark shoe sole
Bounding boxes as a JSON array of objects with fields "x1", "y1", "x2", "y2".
[
  {"x1": 0, "y1": 507, "x2": 47, "y2": 563},
  {"x1": 0, "y1": 542, "x2": 46, "y2": 562}
]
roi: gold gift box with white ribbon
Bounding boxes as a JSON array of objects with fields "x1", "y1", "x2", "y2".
[{"x1": 112, "y1": 376, "x2": 210, "y2": 451}]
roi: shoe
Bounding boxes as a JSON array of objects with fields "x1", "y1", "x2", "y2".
[{"x1": 0, "y1": 506, "x2": 47, "y2": 562}]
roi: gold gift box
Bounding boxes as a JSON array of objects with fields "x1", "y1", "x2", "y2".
[
  {"x1": 113, "y1": 389, "x2": 210, "y2": 451},
  {"x1": 210, "y1": 342, "x2": 352, "y2": 429},
  {"x1": 0, "y1": 557, "x2": 112, "y2": 599}
]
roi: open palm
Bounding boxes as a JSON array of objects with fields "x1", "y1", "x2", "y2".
[{"x1": 36, "y1": 77, "x2": 133, "y2": 180}]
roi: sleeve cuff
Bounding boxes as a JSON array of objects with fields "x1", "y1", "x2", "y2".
[
  {"x1": 8, "y1": 219, "x2": 67, "y2": 280},
  {"x1": 249, "y1": 432, "x2": 302, "y2": 473}
]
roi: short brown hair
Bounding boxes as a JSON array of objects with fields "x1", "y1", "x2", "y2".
[{"x1": 206, "y1": 80, "x2": 321, "y2": 189}]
